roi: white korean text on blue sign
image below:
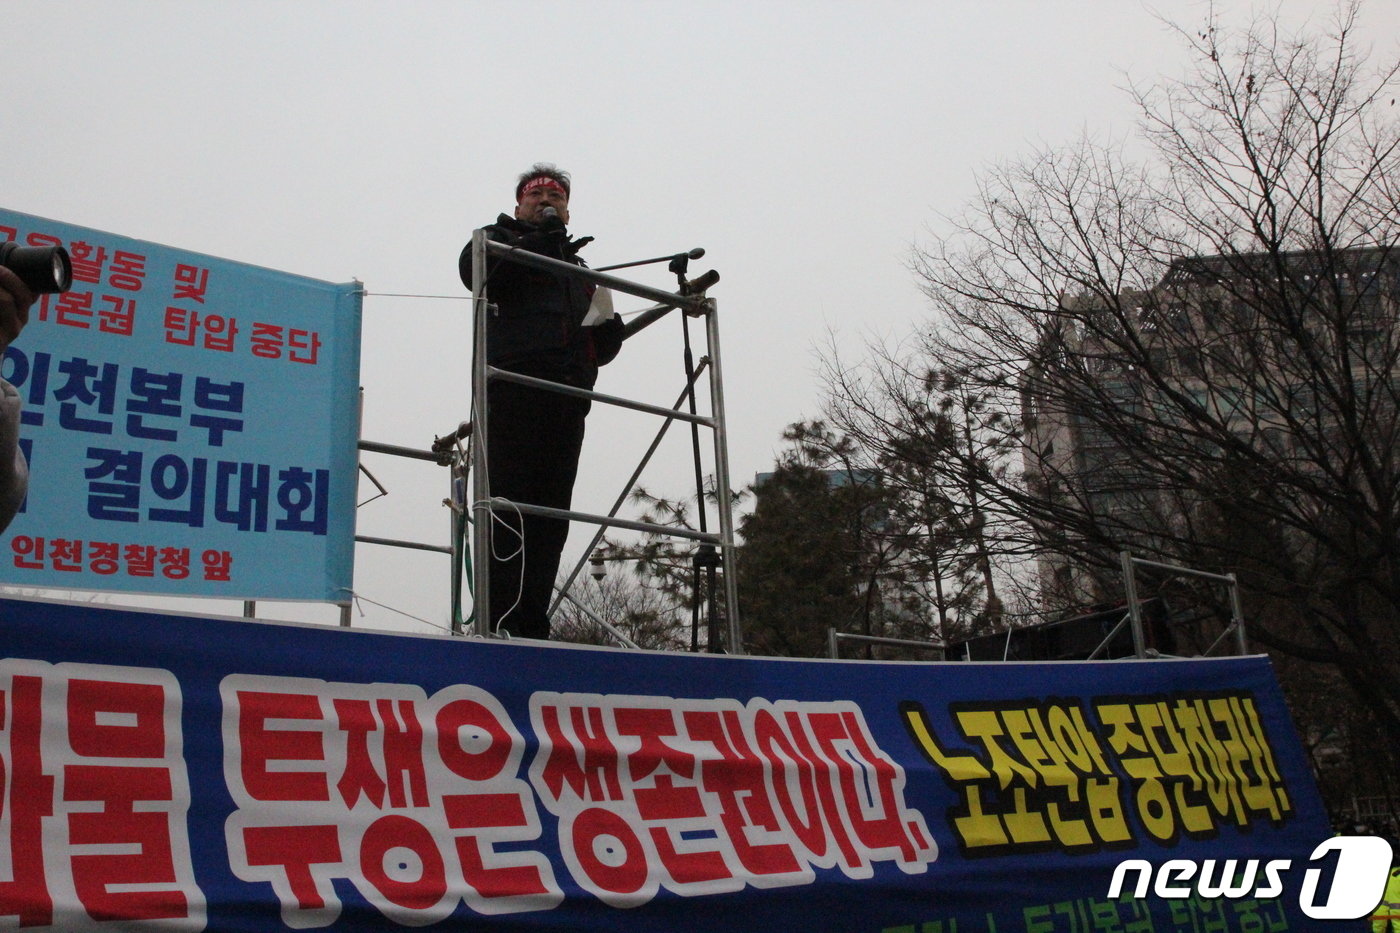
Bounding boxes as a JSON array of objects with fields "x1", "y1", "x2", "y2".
[{"x1": 0, "y1": 209, "x2": 362, "y2": 602}]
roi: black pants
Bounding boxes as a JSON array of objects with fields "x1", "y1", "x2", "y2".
[{"x1": 485, "y1": 380, "x2": 590, "y2": 639}]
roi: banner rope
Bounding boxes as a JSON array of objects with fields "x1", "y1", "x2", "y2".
[{"x1": 344, "y1": 589, "x2": 452, "y2": 635}]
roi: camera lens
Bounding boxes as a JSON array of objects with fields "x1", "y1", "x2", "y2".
[
  {"x1": 49, "y1": 251, "x2": 72, "y2": 292},
  {"x1": 0, "y1": 241, "x2": 73, "y2": 294}
]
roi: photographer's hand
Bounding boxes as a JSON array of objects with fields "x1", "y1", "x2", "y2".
[{"x1": 0, "y1": 267, "x2": 35, "y2": 356}]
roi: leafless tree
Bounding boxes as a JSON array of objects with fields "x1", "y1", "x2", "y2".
[
  {"x1": 810, "y1": 334, "x2": 1040, "y2": 644},
  {"x1": 837, "y1": 2, "x2": 1400, "y2": 766},
  {"x1": 550, "y1": 570, "x2": 689, "y2": 651}
]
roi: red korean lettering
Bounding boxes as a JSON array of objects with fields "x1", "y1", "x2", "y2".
[
  {"x1": 570, "y1": 807, "x2": 647, "y2": 896},
  {"x1": 250, "y1": 322, "x2": 284, "y2": 359},
  {"x1": 0, "y1": 677, "x2": 56, "y2": 926},
  {"x1": 201, "y1": 549, "x2": 233, "y2": 581},
  {"x1": 159, "y1": 547, "x2": 192, "y2": 580},
  {"x1": 173, "y1": 264, "x2": 209, "y2": 304},
  {"x1": 334, "y1": 698, "x2": 386, "y2": 808},
  {"x1": 124, "y1": 544, "x2": 157, "y2": 577},
  {"x1": 377, "y1": 698, "x2": 427, "y2": 809},
  {"x1": 67, "y1": 678, "x2": 166, "y2": 759},
  {"x1": 242, "y1": 824, "x2": 342, "y2": 911},
  {"x1": 436, "y1": 698, "x2": 512, "y2": 782},
  {"x1": 107, "y1": 250, "x2": 147, "y2": 291},
  {"x1": 360, "y1": 815, "x2": 446, "y2": 911},
  {"x1": 65, "y1": 764, "x2": 186, "y2": 921},
  {"x1": 202, "y1": 314, "x2": 238, "y2": 352},
  {"x1": 97, "y1": 295, "x2": 137, "y2": 336},
  {"x1": 615, "y1": 706, "x2": 694, "y2": 782},
  {"x1": 782, "y1": 710, "x2": 864, "y2": 867},
  {"x1": 64, "y1": 679, "x2": 185, "y2": 920},
  {"x1": 12, "y1": 535, "x2": 45, "y2": 569},
  {"x1": 53, "y1": 292, "x2": 93, "y2": 329},
  {"x1": 614, "y1": 706, "x2": 726, "y2": 885},
  {"x1": 238, "y1": 690, "x2": 329, "y2": 801},
  {"x1": 685, "y1": 709, "x2": 802, "y2": 877},
  {"x1": 67, "y1": 242, "x2": 107, "y2": 285},
  {"x1": 49, "y1": 538, "x2": 83, "y2": 572},
  {"x1": 537, "y1": 704, "x2": 623, "y2": 803},
  {"x1": 638, "y1": 772, "x2": 727, "y2": 884},
  {"x1": 288, "y1": 328, "x2": 321, "y2": 364},
  {"x1": 444, "y1": 792, "x2": 552, "y2": 900},
  {"x1": 832, "y1": 709, "x2": 931, "y2": 861},
  {"x1": 755, "y1": 709, "x2": 832, "y2": 860},
  {"x1": 332, "y1": 698, "x2": 427, "y2": 810},
  {"x1": 23, "y1": 232, "x2": 62, "y2": 254},
  {"x1": 163, "y1": 307, "x2": 198, "y2": 346},
  {"x1": 88, "y1": 541, "x2": 120, "y2": 575}
]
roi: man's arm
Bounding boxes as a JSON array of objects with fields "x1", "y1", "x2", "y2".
[
  {"x1": 0, "y1": 267, "x2": 35, "y2": 533},
  {"x1": 458, "y1": 224, "x2": 514, "y2": 293},
  {"x1": 0, "y1": 266, "x2": 33, "y2": 352}
]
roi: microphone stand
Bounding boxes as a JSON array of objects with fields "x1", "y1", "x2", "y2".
[
  {"x1": 668, "y1": 251, "x2": 724, "y2": 654},
  {"x1": 591, "y1": 246, "x2": 725, "y2": 650},
  {"x1": 595, "y1": 247, "x2": 705, "y2": 273}
]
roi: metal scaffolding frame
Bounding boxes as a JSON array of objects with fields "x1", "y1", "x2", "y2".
[
  {"x1": 1113, "y1": 550, "x2": 1248, "y2": 659},
  {"x1": 467, "y1": 230, "x2": 744, "y2": 652},
  {"x1": 351, "y1": 436, "x2": 459, "y2": 622}
]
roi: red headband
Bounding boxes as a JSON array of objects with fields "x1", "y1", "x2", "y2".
[{"x1": 519, "y1": 176, "x2": 568, "y2": 201}]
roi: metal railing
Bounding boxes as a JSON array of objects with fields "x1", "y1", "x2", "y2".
[
  {"x1": 468, "y1": 230, "x2": 743, "y2": 652},
  {"x1": 827, "y1": 629, "x2": 945, "y2": 660},
  {"x1": 351, "y1": 437, "x2": 461, "y2": 629},
  {"x1": 1114, "y1": 550, "x2": 1248, "y2": 659}
]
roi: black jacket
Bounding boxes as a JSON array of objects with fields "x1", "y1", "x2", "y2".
[{"x1": 459, "y1": 214, "x2": 624, "y2": 389}]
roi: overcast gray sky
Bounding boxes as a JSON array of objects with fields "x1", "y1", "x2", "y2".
[{"x1": 8, "y1": 0, "x2": 1399, "y2": 635}]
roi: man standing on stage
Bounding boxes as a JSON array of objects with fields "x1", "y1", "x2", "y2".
[{"x1": 458, "y1": 164, "x2": 624, "y2": 639}]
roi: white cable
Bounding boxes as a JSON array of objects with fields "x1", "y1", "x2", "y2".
[{"x1": 477, "y1": 495, "x2": 526, "y2": 628}]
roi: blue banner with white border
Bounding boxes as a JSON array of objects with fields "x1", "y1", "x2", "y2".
[
  {"x1": 0, "y1": 595, "x2": 1373, "y2": 932},
  {"x1": 0, "y1": 210, "x2": 361, "y2": 602}
]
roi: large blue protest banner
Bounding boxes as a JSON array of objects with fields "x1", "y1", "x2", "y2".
[
  {"x1": 0, "y1": 595, "x2": 1370, "y2": 932},
  {"x1": 0, "y1": 210, "x2": 361, "y2": 602}
]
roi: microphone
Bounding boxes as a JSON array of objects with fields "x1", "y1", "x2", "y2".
[{"x1": 539, "y1": 205, "x2": 564, "y2": 231}]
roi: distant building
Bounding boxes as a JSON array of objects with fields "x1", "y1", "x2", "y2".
[{"x1": 1021, "y1": 245, "x2": 1400, "y2": 607}]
